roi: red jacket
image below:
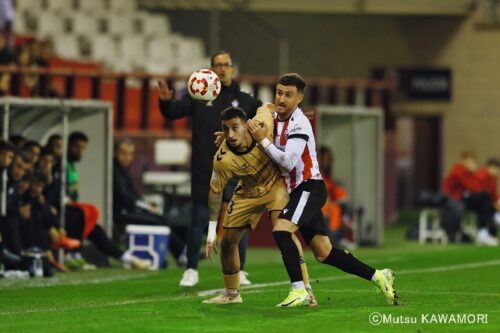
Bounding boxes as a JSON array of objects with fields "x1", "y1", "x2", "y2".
[
  {"x1": 475, "y1": 167, "x2": 499, "y2": 203},
  {"x1": 443, "y1": 164, "x2": 482, "y2": 201}
]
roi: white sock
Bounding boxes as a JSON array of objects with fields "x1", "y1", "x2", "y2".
[
  {"x1": 291, "y1": 281, "x2": 305, "y2": 289},
  {"x1": 121, "y1": 251, "x2": 133, "y2": 264}
]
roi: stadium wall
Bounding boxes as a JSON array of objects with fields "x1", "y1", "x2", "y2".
[{"x1": 166, "y1": 8, "x2": 500, "y2": 183}]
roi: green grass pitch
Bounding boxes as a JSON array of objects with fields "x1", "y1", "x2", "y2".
[{"x1": 1, "y1": 226, "x2": 499, "y2": 333}]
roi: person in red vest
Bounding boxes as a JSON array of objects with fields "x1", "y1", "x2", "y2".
[
  {"x1": 475, "y1": 158, "x2": 500, "y2": 208},
  {"x1": 443, "y1": 151, "x2": 498, "y2": 246}
]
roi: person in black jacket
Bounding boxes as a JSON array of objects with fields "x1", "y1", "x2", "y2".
[
  {"x1": 113, "y1": 138, "x2": 185, "y2": 266},
  {"x1": 156, "y1": 50, "x2": 262, "y2": 287}
]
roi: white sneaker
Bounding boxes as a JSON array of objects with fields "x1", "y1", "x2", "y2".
[
  {"x1": 180, "y1": 268, "x2": 199, "y2": 287},
  {"x1": 494, "y1": 212, "x2": 500, "y2": 227},
  {"x1": 239, "y1": 270, "x2": 252, "y2": 286},
  {"x1": 476, "y1": 229, "x2": 499, "y2": 246}
]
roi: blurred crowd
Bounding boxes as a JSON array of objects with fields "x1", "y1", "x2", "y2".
[
  {"x1": 440, "y1": 151, "x2": 500, "y2": 246},
  {"x1": 0, "y1": 33, "x2": 58, "y2": 97},
  {"x1": 0, "y1": 133, "x2": 186, "y2": 278},
  {"x1": 419, "y1": 151, "x2": 500, "y2": 246}
]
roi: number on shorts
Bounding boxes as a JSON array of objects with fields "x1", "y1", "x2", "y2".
[{"x1": 227, "y1": 200, "x2": 235, "y2": 214}]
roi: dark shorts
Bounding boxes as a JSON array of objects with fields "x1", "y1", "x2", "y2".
[{"x1": 279, "y1": 179, "x2": 329, "y2": 244}]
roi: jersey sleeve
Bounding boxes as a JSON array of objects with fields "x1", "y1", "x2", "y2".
[
  {"x1": 287, "y1": 116, "x2": 310, "y2": 142},
  {"x1": 253, "y1": 104, "x2": 275, "y2": 140},
  {"x1": 210, "y1": 149, "x2": 234, "y2": 193}
]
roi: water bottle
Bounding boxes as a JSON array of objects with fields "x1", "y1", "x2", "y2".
[{"x1": 33, "y1": 254, "x2": 43, "y2": 277}]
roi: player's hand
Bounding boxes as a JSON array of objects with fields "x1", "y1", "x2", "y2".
[
  {"x1": 214, "y1": 131, "x2": 224, "y2": 147},
  {"x1": 205, "y1": 241, "x2": 218, "y2": 260},
  {"x1": 156, "y1": 80, "x2": 173, "y2": 101},
  {"x1": 246, "y1": 119, "x2": 267, "y2": 142}
]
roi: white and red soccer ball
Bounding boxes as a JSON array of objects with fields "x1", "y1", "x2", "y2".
[{"x1": 187, "y1": 69, "x2": 221, "y2": 102}]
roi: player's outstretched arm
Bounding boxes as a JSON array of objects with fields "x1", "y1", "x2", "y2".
[
  {"x1": 206, "y1": 188, "x2": 223, "y2": 259},
  {"x1": 156, "y1": 79, "x2": 194, "y2": 120},
  {"x1": 247, "y1": 119, "x2": 307, "y2": 172}
]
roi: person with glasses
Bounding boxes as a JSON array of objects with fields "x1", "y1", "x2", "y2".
[{"x1": 156, "y1": 51, "x2": 262, "y2": 287}]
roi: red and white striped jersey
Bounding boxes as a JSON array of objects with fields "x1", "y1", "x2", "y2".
[{"x1": 273, "y1": 107, "x2": 322, "y2": 192}]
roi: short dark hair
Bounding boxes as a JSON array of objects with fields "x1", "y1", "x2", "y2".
[
  {"x1": 14, "y1": 148, "x2": 32, "y2": 164},
  {"x1": 69, "y1": 131, "x2": 88, "y2": 144},
  {"x1": 40, "y1": 146, "x2": 54, "y2": 158},
  {"x1": 114, "y1": 137, "x2": 135, "y2": 153},
  {"x1": 210, "y1": 50, "x2": 232, "y2": 67},
  {"x1": 486, "y1": 158, "x2": 500, "y2": 168},
  {"x1": 23, "y1": 140, "x2": 41, "y2": 150},
  {"x1": 278, "y1": 73, "x2": 306, "y2": 92},
  {"x1": 0, "y1": 140, "x2": 15, "y2": 152},
  {"x1": 47, "y1": 134, "x2": 62, "y2": 145},
  {"x1": 9, "y1": 134, "x2": 27, "y2": 147},
  {"x1": 220, "y1": 106, "x2": 247, "y2": 122}
]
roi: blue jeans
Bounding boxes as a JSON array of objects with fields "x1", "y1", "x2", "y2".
[{"x1": 187, "y1": 202, "x2": 248, "y2": 270}]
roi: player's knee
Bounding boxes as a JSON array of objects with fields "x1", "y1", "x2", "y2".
[
  {"x1": 220, "y1": 237, "x2": 237, "y2": 252},
  {"x1": 272, "y1": 218, "x2": 297, "y2": 233},
  {"x1": 314, "y1": 251, "x2": 330, "y2": 262},
  {"x1": 309, "y1": 236, "x2": 333, "y2": 262}
]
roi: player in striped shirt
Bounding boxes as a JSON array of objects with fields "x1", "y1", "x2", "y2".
[
  {"x1": 247, "y1": 73, "x2": 398, "y2": 307},
  {"x1": 203, "y1": 105, "x2": 317, "y2": 305}
]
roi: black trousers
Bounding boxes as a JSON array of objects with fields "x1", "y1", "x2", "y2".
[
  {"x1": 65, "y1": 205, "x2": 123, "y2": 260},
  {"x1": 462, "y1": 191, "x2": 496, "y2": 234},
  {"x1": 1, "y1": 214, "x2": 24, "y2": 255}
]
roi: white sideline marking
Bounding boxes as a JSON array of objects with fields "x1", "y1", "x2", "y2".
[
  {"x1": 0, "y1": 272, "x2": 155, "y2": 289},
  {"x1": 197, "y1": 259, "x2": 500, "y2": 297},
  {"x1": 0, "y1": 295, "x2": 190, "y2": 316},
  {"x1": 1, "y1": 259, "x2": 499, "y2": 316}
]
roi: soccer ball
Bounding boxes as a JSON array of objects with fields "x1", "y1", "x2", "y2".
[{"x1": 187, "y1": 69, "x2": 221, "y2": 102}]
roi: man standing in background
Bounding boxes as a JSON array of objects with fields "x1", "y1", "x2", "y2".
[{"x1": 157, "y1": 51, "x2": 262, "y2": 287}]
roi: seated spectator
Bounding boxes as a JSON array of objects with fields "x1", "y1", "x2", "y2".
[
  {"x1": 1, "y1": 150, "x2": 32, "y2": 265},
  {"x1": 63, "y1": 132, "x2": 151, "y2": 270},
  {"x1": 318, "y1": 146, "x2": 355, "y2": 249},
  {"x1": 15, "y1": 44, "x2": 39, "y2": 97},
  {"x1": 0, "y1": 34, "x2": 13, "y2": 65},
  {"x1": 43, "y1": 134, "x2": 63, "y2": 211},
  {"x1": 0, "y1": 139, "x2": 15, "y2": 171},
  {"x1": 0, "y1": 140, "x2": 16, "y2": 266},
  {"x1": 475, "y1": 158, "x2": 500, "y2": 234},
  {"x1": 113, "y1": 138, "x2": 186, "y2": 266},
  {"x1": 475, "y1": 158, "x2": 500, "y2": 209},
  {"x1": 23, "y1": 140, "x2": 42, "y2": 165},
  {"x1": 443, "y1": 151, "x2": 498, "y2": 246}
]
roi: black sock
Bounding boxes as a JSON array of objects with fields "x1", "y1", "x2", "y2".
[
  {"x1": 322, "y1": 247, "x2": 376, "y2": 281},
  {"x1": 273, "y1": 231, "x2": 303, "y2": 283}
]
